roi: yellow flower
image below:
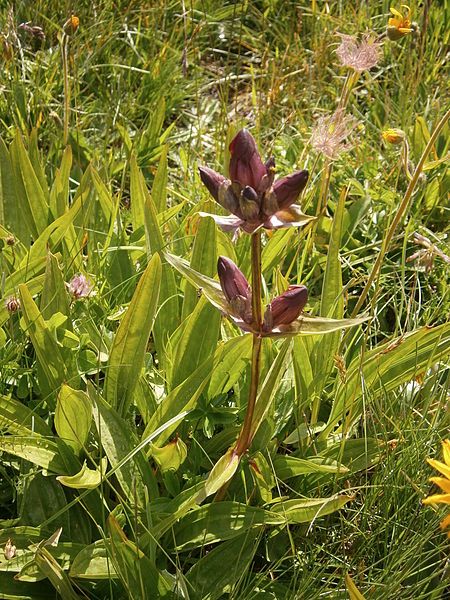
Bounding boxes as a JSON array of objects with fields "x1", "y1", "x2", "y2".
[
  {"x1": 423, "y1": 439, "x2": 450, "y2": 538},
  {"x1": 382, "y1": 128, "x2": 405, "y2": 145},
  {"x1": 63, "y1": 15, "x2": 79, "y2": 35},
  {"x1": 387, "y1": 5, "x2": 415, "y2": 40}
]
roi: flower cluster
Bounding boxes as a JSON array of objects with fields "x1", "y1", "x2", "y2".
[
  {"x1": 217, "y1": 256, "x2": 308, "y2": 335},
  {"x1": 199, "y1": 129, "x2": 312, "y2": 236},
  {"x1": 66, "y1": 274, "x2": 93, "y2": 299}
]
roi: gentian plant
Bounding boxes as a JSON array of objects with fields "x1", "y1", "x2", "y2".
[{"x1": 168, "y1": 128, "x2": 367, "y2": 485}]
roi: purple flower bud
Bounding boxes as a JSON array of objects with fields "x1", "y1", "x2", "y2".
[
  {"x1": 229, "y1": 129, "x2": 267, "y2": 191},
  {"x1": 239, "y1": 186, "x2": 260, "y2": 222},
  {"x1": 217, "y1": 257, "x2": 250, "y2": 302},
  {"x1": 273, "y1": 170, "x2": 308, "y2": 210},
  {"x1": 266, "y1": 285, "x2": 308, "y2": 328},
  {"x1": 198, "y1": 166, "x2": 227, "y2": 202}
]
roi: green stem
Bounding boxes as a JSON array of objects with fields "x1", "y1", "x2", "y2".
[
  {"x1": 234, "y1": 231, "x2": 263, "y2": 457},
  {"x1": 61, "y1": 33, "x2": 70, "y2": 146},
  {"x1": 351, "y1": 108, "x2": 450, "y2": 318}
]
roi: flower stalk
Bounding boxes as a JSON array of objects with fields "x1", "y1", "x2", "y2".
[{"x1": 234, "y1": 231, "x2": 263, "y2": 457}]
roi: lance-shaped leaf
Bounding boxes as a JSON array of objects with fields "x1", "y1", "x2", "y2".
[
  {"x1": 171, "y1": 502, "x2": 284, "y2": 551},
  {"x1": 267, "y1": 314, "x2": 368, "y2": 337},
  {"x1": 268, "y1": 494, "x2": 354, "y2": 524},
  {"x1": 18, "y1": 284, "x2": 71, "y2": 405},
  {"x1": 196, "y1": 448, "x2": 240, "y2": 504},
  {"x1": 105, "y1": 252, "x2": 161, "y2": 415},
  {"x1": 165, "y1": 252, "x2": 228, "y2": 313},
  {"x1": 108, "y1": 515, "x2": 173, "y2": 598},
  {"x1": 70, "y1": 540, "x2": 117, "y2": 580}
]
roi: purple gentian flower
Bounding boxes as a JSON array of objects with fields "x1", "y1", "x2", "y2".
[{"x1": 199, "y1": 129, "x2": 312, "y2": 236}]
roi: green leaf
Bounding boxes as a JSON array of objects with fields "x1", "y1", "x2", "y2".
[
  {"x1": 273, "y1": 455, "x2": 349, "y2": 480},
  {"x1": 18, "y1": 284, "x2": 71, "y2": 404},
  {"x1": 171, "y1": 502, "x2": 284, "y2": 550},
  {"x1": 108, "y1": 515, "x2": 173, "y2": 599},
  {"x1": 186, "y1": 533, "x2": 258, "y2": 600},
  {"x1": 268, "y1": 494, "x2": 353, "y2": 523},
  {"x1": 90, "y1": 385, "x2": 158, "y2": 506},
  {"x1": 169, "y1": 297, "x2": 220, "y2": 389},
  {"x1": 70, "y1": 540, "x2": 117, "y2": 579},
  {"x1": 207, "y1": 334, "x2": 252, "y2": 398},
  {"x1": 267, "y1": 315, "x2": 368, "y2": 337},
  {"x1": 165, "y1": 252, "x2": 228, "y2": 313},
  {"x1": 152, "y1": 144, "x2": 168, "y2": 214},
  {"x1": 0, "y1": 436, "x2": 78, "y2": 474},
  {"x1": 0, "y1": 395, "x2": 52, "y2": 437},
  {"x1": 49, "y1": 145, "x2": 72, "y2": 218},
  {"x1": 313, "y1": 185, "x2": 346, "y2": 392},
  {"x1": 57, "y1": 458, "x2": 107, "y2": 489},
  {"x1": 10, "y1": 134, "x2": 49, "y2": 238},
  {"x1": 181, "y1": 213, "x2": 217, "y2": 319},
  {"x1": 34, "y1": 547, "x2": 79, "y2": 600},
  {"x1": 55, "y1": 384, "x2": 91, "y2": 454},
  {"x1": 196, "y1": 448, "x2": 240, "y2": 503},
  {"x1": 0, "y1": 138, "x2": 29, "y2": 243},
  {"x1": 250, "y1": 338, "x2": 292, "y2": 442},
  {"x1": 0, "y1": 572, "x2": 54, "y2": 599},
  {"x1": 40, "y1": 253, "x2": 70, "y2": 321},
  {"x1": 105, "y1": 252, "x2": 161, "y2": 415},
  {"x1": 143, "y1": 337, "x2": 243, "y2": 446},
  {"x1": 21, "y1": 473, "x2": 69, "y2": 530},
  {"x1": 261, "y1": 228, "x2": 296, "y2": 274}
]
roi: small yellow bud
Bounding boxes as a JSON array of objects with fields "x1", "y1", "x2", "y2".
[
  {"x1": 382, "y1": 128, "x2": 405, "y2": 145},
  {"x1": 63, "y1": 15, "x2": 79, "y2": 35}
]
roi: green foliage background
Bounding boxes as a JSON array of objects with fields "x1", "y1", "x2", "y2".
[{"x1": 0, "y1": 1, "x2": 448, "y2": 598}]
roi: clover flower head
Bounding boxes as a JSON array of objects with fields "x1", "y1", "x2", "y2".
[
  {"x1": 5, "y1": 296, "x2": 20, "y2": 313},
  {"x1": 336, "y1": 33, "x2": 382, "y2": 72},
  {"x1": 423, "y1": 439, "x2": 450, "y2": 538},
  {"x1": 67, "y1": 274, "x2": 93, "y2": 299},
  {"x1": 311, "y1": 109, "x2": 359, "y2": 160},
  {"x1": 198, "y1": 129, "x2": 313, "y2": 236}
]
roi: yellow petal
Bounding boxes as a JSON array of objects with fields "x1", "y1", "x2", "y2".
[
  {"x1": 440, "y1": 513, "x2": 450, "y2": 530},
  {"x1": 442, "y1": 439, "x2": 450, "y2": 467},
  {"x1": 429, "y1": 477, "x2": 450, "y2": 493},
  {"x1": 390, "y1": 7, "x2": 403, "y2": 18},
  {"x1": 388, "y1": 17, "x2": 401, "y2": 27},
  {"x1": 427, "y1": 458, "x2": 450, "y2": 480},
  {"x1": 423, "y1": 493, "x2": 450, "y2": 505},
  {"x1": 401, "y1": 4, "x2": 411, "y2": 16}
]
